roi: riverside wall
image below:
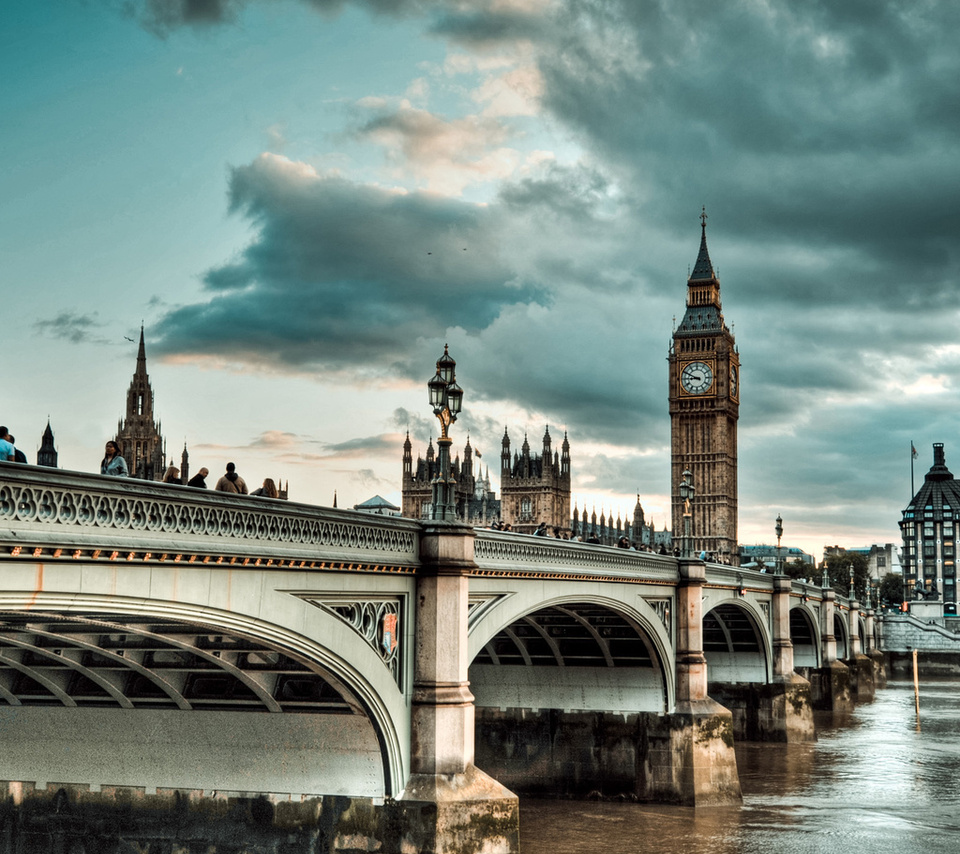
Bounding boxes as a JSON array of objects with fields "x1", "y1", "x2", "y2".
[{"x1": 881, "y1": 613, "x2": 960, "y2": 679}]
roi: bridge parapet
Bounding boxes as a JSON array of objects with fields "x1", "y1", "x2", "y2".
[
  {"x1": 473, "y1": 529, "x2": 679, "y2": 581},
  {"x1": 0, "y1": 463, "x2": 419, "y2": 568}
]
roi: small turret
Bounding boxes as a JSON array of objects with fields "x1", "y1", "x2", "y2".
[
  {"x1": 463, "y1": 435, "x2": 473, "y2": 479},
  {"x1": 403, "y1": 431, "x2": 413, "y2": 478},
  {"x1": 37, "y1": 419, "x2": 58, "y2": 468}
]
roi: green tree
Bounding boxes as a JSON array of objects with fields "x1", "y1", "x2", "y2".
[
  {"x1": 783, "y1": 559, "x2": 815, "y2": 581},
  {"x1": 824, "y1": 553, "x2": 870, "y2": 601},
  {"x1": 878, "y1": 572, "x2": 905, "y2": 607}
]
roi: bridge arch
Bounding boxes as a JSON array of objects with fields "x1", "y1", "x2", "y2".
[
  {"x1": 790, "y1": 603, "x2": 821, "y2": 668},
  {"x1": 856, "y1": 613, "x2": 867, "y2": 652},
  {"x1": 703, "y1": 599, "x2": 772, "y2": 684},
  {"x1": 468, "y1": 590, "x2": 675, "y2": 713},
  {"x1": 834, "y1": 610, "x2": 851, "y2": 659},
  {"x1": 0, "y1": 590, "x2": 408, "y2": 798}
]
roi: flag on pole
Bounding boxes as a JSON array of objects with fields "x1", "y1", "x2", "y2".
[{"x1": 911, "y1": 442, "x2": 918, "y2": 460}]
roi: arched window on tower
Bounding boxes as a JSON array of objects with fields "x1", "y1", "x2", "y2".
[
  {"x1": 137, "y1": 393, "x2": 144, "y2": 415},
  {"x1": 521, "y1": 497, "x2": 532, "y2": 520}
]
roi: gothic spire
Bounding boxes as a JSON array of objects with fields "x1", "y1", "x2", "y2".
[
  {"x1": 677, "y1": 208, "x2": 725, "y2": 334},
  {"x1": 135, "y1": 324, "x2": 148, "y2": 377},
  {"x1": 689, "y1": 206, "x2": 716, "y2": 281}
]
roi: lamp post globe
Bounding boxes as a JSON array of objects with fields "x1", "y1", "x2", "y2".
[{"x1": 426, "y1": 345, "x2": 463, "y2": 522}]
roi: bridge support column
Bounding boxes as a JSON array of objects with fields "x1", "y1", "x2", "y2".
[
  {"x1": 846, "y1": 601, "x2": 875, "y2": 703},
  {"x1": 643, "y1": 560, "x2": 740, "y2": 805},
  {"x1": 398, "y1": 523, "x2": 518, "y2": 854},
  {"x1": 756, "y1": 576, "x2": 814, "y2": 742},
  {"x1": 865, "y1": 609, "x2": 887, "y2": 689},
  {"x1": 808, "y1": 589, "x2": 852, "y2": 712}
]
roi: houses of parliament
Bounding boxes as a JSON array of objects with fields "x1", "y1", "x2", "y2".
[
  {"x1": 18, "y1": 215, "x2": 739, "y2": 556},
  {"x1": 401, "y1": 213, "x2": 740, "y2": 559}
]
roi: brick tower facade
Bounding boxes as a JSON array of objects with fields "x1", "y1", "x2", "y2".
[
  {"x1": 668, "y1": 211, "x2": 740, "y2": 562},
  {"x1": 499, "y1": 427, "x2": 571, "y2": 535},
  {"x1": 116, "y1": 326, "x2": 166, "y2": 481}
]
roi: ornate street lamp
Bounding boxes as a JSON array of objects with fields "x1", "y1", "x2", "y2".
[
  {"x1": 775, "y1": 513, "x2": 783, "y2": 573},
  {"x1": 679, "y1": 469, "x2": 695, "y2": 558},
  {"x1": 427, "y1": 344, "x2": 463, "y2": 521},
  {"x1": 848, "y1": 563, "x2": 856, "y2": 601}
]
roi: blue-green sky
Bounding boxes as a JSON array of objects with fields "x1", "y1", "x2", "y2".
[{"x1": 4, "y1": 0, "x2": 960, "y2": 558}]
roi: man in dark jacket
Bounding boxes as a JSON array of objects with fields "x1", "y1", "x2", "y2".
[{"x1": 187, "y1": 467, "x2": 209, "y2": 488}]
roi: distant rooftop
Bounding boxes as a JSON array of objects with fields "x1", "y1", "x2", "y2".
[{"x1": 354, "y1": 495, "x2": 401, "y2": 514}]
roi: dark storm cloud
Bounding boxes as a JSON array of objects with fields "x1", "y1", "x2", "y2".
[
  {"x1": 537, "y1": 0, "x2": 960, "y2": 311},
  {"x1": 428, "y1": 7, "x2": 544, "y2": 45},
  {"x1": 322, "y1": 434, "x2": 398, "y2": 456},
  {"x1": 152, "y1": 153, "x2": 545, "y2": 369},
  {"x1": 33, "y1": 311, "x2": 107, "y2": 345},
  {"x1": 499, "y1": 162, "x2": 617, "y2": 224},
  {"x1": 127, "y1": 0, "x2": 430, "y2": 34},
  {"x1": 392, "y1": 407, "x2": 435, "y2": 444}
]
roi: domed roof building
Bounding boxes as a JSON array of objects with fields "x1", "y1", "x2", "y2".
[{"x1": 900, "y1": 443, "x2": 960, "y2": 617}]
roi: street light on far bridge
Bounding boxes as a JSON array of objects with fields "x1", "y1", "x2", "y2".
[
  {"x1": 427, "y1": 345, "x2": 463, "y2": 521},
  {"x1": 679, "y1": 469, "x2": 694, "y2": 558},
  {"x1": 775, "y1": 513, "x2": 783, "y2": 573}
]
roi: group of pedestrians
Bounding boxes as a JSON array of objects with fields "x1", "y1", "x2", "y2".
[
  {"x1": 0, "y1": 427, "x2": 28, "y2": 463},
  {"x1": 2, "y1": 429, "x2": 281, "y2": 500},
  {"x1": 487, "y1": 516, "x2": 676, "y2": 553},
  {"x1": 98, "y1": 439, "x2": 279, "y2": 498}
]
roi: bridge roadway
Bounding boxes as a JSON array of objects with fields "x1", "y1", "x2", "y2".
[{"x1": 0, "y1": 463, "x2": 882, "y2": 853}]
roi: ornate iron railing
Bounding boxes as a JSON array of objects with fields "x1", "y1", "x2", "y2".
[
  {"x1": 0, "y1": 463, "x2": 419, "y2": 566},
  {"x1": 473, "y1": 529, "x2": 680, "y2": 582}
]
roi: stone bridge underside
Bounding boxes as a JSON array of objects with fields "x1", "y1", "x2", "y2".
[
  {"x1": 0, "y1": 608, "x2": 386, "y2": 798},
  {"x1": 469, "y1": 602, "x2": 668, "y2": 713}
]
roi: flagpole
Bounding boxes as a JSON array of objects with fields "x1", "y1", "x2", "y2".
[{"x1": 911, "y1": 441, "x2": 916, "y2": 498}]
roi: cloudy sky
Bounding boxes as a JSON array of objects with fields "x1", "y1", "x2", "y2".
[{"x1": 4, "y1": 0, "x2": 959, "y2": 558}]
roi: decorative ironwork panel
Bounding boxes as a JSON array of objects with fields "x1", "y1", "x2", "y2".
[
  {"x1": 467, "y1": 594, "x2": 511, "y2": 631},
  {"x1": 303, "y1": 597, "x2": 404, "y2": 687},
  {"x1": 643, "y1": 598, "x2": 673, "y2": 641}
]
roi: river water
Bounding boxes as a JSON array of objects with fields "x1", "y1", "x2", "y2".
[{"x1": 520, "y1": 680, "x2": 960, "y2": 854}]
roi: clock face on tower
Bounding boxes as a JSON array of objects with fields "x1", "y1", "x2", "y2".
[
  {"x1": 730, "y1": 365, "x2": 738, "y2": 399},
  {"x1": 680, "y1": 361, "x2": 714, "y2": 395}
]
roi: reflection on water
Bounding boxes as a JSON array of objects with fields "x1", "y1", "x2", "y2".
[{"x1": 520, "y1": 681, "x2": 960, "y2": 854}]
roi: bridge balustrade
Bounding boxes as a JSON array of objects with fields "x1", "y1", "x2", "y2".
[{"x1": 0, "y1": 462, "x2": 419, "y2": 570}]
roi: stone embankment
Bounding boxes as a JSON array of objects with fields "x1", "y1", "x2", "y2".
[{"x1": 881, "y1": 613, "x2": 960, "y2": 678}]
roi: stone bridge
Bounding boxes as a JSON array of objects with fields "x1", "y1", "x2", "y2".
[{"x1": 0, "y1": 464, "x2": 882, "y2": 852}]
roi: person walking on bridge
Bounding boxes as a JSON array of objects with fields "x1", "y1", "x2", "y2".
[
  {"x1": 0, "y1": 428, "x2": 14, "y2": 462},
  {"x1": 215, "y1": 462, "x2": 247, "y2": 494},
  {"x1": 100, "y1": 440, "x2": 128, "y2": 477},
  {"x1": 187, "y1": 467, "x2": 209, "y2": 488}
]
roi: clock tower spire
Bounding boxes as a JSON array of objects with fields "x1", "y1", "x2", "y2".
[{"x1": 668, "y1": 210, "x2": 740, "y2": 563}]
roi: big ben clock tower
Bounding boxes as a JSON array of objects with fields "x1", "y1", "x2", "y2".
[{"x1": 669, "y1": 210, "x2": 740, "y2": 563}]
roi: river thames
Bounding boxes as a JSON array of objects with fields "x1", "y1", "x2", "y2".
[{"x1": 520, "y1": 680, "x2": 960, "y2": 854}]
